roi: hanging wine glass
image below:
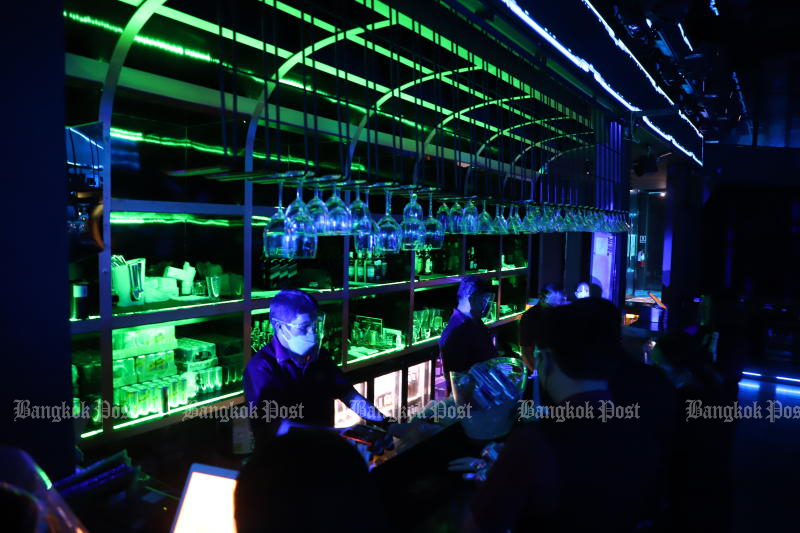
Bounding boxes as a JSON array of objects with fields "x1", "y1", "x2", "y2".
[
  {"x1": 423, "y1": 192, "x2": 445, "y2": 250},
  {"x1": 521, "y1": 204, "x2": 535, "y2": 233},
  {"x1": 264, "y1": 181, "x2": 288, "y2": 257},
  {"x1": 448, "y1": 199, "x2": 464, "y2": 234},
  {"x1": 401, "y1": 192, "x2": 425, "y2": 251},
  {"x1": 508, "y1": 205, "x2": 523, "y2": 234},
  {"x1": 378, "y1": 188, "x2": 401, "y2": 253},
  {"x1": 493, "y1": 204, "x2": 509, "y2": 234},
  {"x1": 284, "y1": 179, "x2": 317, "y2": 258},
  {"x1": 477, "y1": 199, "x2": 494, "y2": 234},
  {"x1": 306, "y1": 182, "x2": 330, "y2": 235},
  {"x1": 325, "y1": 181, "x2": 352, "y2": 235},
  {"x1": 353, "y1": 188, "x2": 379, "y2": 255},
  {"x1": 461, "y1": 199, "x2": 479, "y2": 234},
  {"x1": 349, "y1": 183, "x2": 368, "y2": 221},
  {"x1": 436, "y1": 201, "x2": 450, "y2": 233}
]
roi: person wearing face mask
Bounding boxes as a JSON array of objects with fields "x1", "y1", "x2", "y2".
[
  {"x1": 244, "y1": 290, "x2": 385, "y2": 442},
  {"x1": 438, "y1": 276, "x2": 498, "y2": 389},
  {"x1": 463, "y1": 299, "x2": 662, "y2": 533}
]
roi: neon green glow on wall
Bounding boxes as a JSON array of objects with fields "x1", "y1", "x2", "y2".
[
  {"x1": 109, "y1": 126, "x2": 366, "y2": 171},
  {"x1": 110, "y1": 212, "x2": 271, "y2": 227},
  {"x1": 78, "y1": 4, "x2": 586, "y2": 151},
  {"x1": 112, "y1": 390, "x2": 243, "y2": 431}
]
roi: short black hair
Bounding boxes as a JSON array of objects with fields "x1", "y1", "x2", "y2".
[
  {"x1": 540, "y1": 298, "x2": 621, "y2": 380},
  {"x1": 457, "y1": 275, "x2": 493, "y2": 302},
  {"x1": 269, "y1": 289, "x2": 318, "y2": 324}
]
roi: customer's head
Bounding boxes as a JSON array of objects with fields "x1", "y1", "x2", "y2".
[
  {"x1": 535, "y1": 298, "x2": 621, "y2": 399},
  {"x1": 269, "y1": 290, "x2": 322, "y2": 356},
  {"x1": 457, "y1": 276, "x2": 494, "y2": 320},
  {"x1": 235, "y1": 427, "x2": 385, "y2": 533}
]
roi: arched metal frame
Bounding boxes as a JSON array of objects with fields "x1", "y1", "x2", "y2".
[{"x1": 97, "y1": 0, "x2": 170, "y2": 434}]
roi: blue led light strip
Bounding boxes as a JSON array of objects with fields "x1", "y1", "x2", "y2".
[
  {"x1": 500, "y1": 0, "x2": 703, "y2": 166},
  {"x1": 677, "y1": 23, "x2": 693, "y2": 51}
]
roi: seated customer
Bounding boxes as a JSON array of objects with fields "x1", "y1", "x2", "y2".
[
  {"x1": 464, "y1": 300, "x2": 661, "y2": 533},
  {"x1": 518, "y1": 283, "x2": 566, "y2": 371},
  {"x1": 235, "y1": 426, "x2": 387, "y2": 533},
  {"x1": 439, "y1": 276, "x2": 498, "y2": 381},
  {"x1": 244, "y1": 290, "x2": 385, "y2": 442}
]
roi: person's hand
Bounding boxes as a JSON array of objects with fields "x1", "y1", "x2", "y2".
[{"x1": 448, "y1": 457, "x2": 487, "y2": 481}]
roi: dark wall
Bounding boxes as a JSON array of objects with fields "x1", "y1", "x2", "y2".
[
  {"x1": 1, "y1": 2, "x2": 74, "y2": 478},
  {"x1": 701, "y1": 144, "x2": 800, "y2": 302}
]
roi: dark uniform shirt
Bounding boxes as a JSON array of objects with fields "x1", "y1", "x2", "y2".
[
  {"x1": 243, "y1": 337, "x2": 356, "y2": 436},
  {"x1": 439, "y1": 308, "x2": 498, "y2": 380},
  {"x1": 471, "y1": 390, "x2": 660, "y2": 533}
]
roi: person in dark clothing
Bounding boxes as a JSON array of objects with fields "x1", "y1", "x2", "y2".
[
  {"x1": 651, "y1": 331, "x2": 732, "y2": 533},
  {"x1": 235, "y1": 426, "x2": 387, "y2": 533},
  {"x1": 243, "y1": 290, "x2": 385, "y2": 441},
  {"x1": 464, "y1": 299, "x2": 661, "y2": 533},
  {"x1": 518, "y1": 283, "x2": 566, "y2": 371},
  {"x1": 439, "y1": 276, "x2": 498, "y2": 382}
]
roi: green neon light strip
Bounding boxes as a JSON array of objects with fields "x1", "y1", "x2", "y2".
[
  {"x1": 109, "y1": 126, "x2": 365, "y2": 171},
  {"x1": 110, "y1": 212, "x2": 270, "y2": 227},
  {"x1": 112, "y1": 390, "x2": 243, "y2": 430},
  {"x1": 411, "y1": 335, "x2": 441, "y2": 347},
  {"x1": 109, "y1": 1, "x2": 587, "y2": 149},
  {"x1": 80, "y1": 429, "x2": 103, "y2": 439},
  {"x1": 65, "y1": 10, "x2": 422, "y2": 133}
]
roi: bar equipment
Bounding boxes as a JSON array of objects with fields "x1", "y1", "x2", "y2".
[
  {"x1": 111, "y1": 255, "x2": 145, "y2": 307},
  {"x1": 493, "y1": 204, "x2": 508, "y2": 234},
  {"x1": 284, "y1": 178, "x2": 318, "y2": 258},
  {"x1": 448, "y1": 199, "x2": 463, "y2": 234},
  {"x1": 449, "y1": 357, "x2": 527, "y2": 439},
  {"x1": 264, "y1": 181, "x2": 288, "y2": 258},
  {"x1": 306, "y1": 182, "x2": 330, "y2": 234}
]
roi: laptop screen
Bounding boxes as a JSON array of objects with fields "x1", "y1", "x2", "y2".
[{"x1": 171, "y1": 464, "x2": 239, "y2": 533}]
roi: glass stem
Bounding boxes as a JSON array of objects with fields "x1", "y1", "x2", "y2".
[
  {"x1": 428, "y1": 194, "x2": 434, "y2": 218},
  {"x1": 277, "y1": 182, "x2": 283, "y2": 210},
  {"x1": 385, "y1": 190, "x2": 392, "y2": 217}
]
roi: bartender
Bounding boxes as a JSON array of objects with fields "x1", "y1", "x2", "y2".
[
  {"x1": 439, "y1": 276, "x2": 498, "y2": 382},
  {"x1": 244, "y1": 289, "x2": 386, "y2": 441}
]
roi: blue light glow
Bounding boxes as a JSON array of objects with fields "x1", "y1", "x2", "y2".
[
  {"x1": 710, "y1": 1, "x2": 720, "y2": 16},
  {"x1": 645, "y1": 18, "x2": 653, "y2": 28},
  {"x1": 500, "y1": 0, "x2": 702, "y2": 166},
  {"x1": 738, "y1": 381, "x2": 760, "y2": 391},
  {"x1": 677, "y1": 23, "x2": 693, "y2": 51},
  {"x1": 777, "y1": 376, "x2": 800, "y2": 384},
  {"x1": 776, "y1": 386, "x2": 800, "y2": 399},
  {"x1": 742, "y1": 371, "x2": 762, "y2": 377}
]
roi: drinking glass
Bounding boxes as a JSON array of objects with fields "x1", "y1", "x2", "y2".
[
  {"x1": 284, "y1": 180, "x2": 317, "y2": 258},
  {"x1": 423, "y1": 192, "x2": 445, "y2": 250},
  {"x1": 448, "y1": 200, "x2": 464, "y2": 234},
  {"x1": 508, "y1": 205, "x2": 523, "y2": 234},
  {"x1": 401, "y1": 192, "x2": 425, "y2": 251},
  {"x1": 477, "y1": 200, "x2": 494, "y2": 234},
  {"x1": 436, "y1": 201, "x2": 450, "y2": 233},
  {"x1": 306, "y1": 183, "x2": 330, "y2": 235},
  {"x1": 493, "y1": 204, "x2": 508, "y2": 234},
  {"x1": 325, "y1": 182, "x2": 352, "y2": 235},
  {"x1": 378, "y1": 189, "x2": 401, "y2": 253},
  {"x1": 264, "y1": 181, "x2": 289, "y2": 257},
  {"x1": 461, "y1": 199, "x2": 479, "y2": 234}
]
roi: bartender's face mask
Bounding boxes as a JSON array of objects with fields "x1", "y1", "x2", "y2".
[{"x1": 275, "y1": 312, "x2": 325, "y2": 356}]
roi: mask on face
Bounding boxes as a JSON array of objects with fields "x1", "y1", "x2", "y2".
[{"x1": 279, "y1": 326, "x2": 318, "y2": 356}]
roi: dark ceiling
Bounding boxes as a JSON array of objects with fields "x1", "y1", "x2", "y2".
[{"x1": 592, "y1": 0, "x2": 800, "y2": 147}]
